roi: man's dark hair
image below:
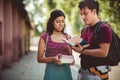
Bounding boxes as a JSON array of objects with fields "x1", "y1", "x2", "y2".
[{"x1": 78, "y1": 0, "x2": 99, "y2": 15}]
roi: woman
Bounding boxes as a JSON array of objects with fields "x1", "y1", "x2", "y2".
[{"x1": 37, "y1": 9, "x2": 74, "y2": 80}]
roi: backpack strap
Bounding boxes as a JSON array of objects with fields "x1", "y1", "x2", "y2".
[
  {"x1": 94, "y1": 21, "x2": 105, "y2": 42},
  {"x1": 81, "y1": 21, "x2": 105, "y2": 41},
  {"x1": 44, "y1": 35, "x2": 49, "y2": 56},
  {"x1": 44, "y1": 35, "x2": 49, "y2": 51}
]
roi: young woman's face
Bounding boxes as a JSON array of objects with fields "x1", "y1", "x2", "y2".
[
  {"x1": 53, "y1": 16, "x2": 65, "y2": 32},
  {"x1": 80, "y1": 7, "x2": 95, "y2": 25}
]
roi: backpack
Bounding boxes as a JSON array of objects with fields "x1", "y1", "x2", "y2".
[{"x1": 94, "y1": 21, "x2": 120, "y2": 66}]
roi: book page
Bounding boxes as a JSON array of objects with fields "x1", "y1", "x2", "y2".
[
  {"x1": 62, "y1": 36, "x2": 83, "y2": 46},
  {"x1": 68, "y1": 36, "x2": 83, "y2": 44}
]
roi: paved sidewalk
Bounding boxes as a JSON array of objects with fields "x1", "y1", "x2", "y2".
[
  {"x1": 0, "y1": 50, "x2": 79, "y2": 80},
  {"x1": 1, "y1": 50, "x2": 120, "y2": 80},
  {"x1": 1, "y1": 37, "x2": 120, "y2": 80},
  {"x1": 109, "y1": 65, "x2": 120, "y2": 80},
  {"x1": 0, "y1": 51, "x2": 46, "y2": 80}
]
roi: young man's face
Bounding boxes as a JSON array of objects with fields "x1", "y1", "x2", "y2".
[{"x1": 80, "y1": 7, "x2": 96, "y2": 25}]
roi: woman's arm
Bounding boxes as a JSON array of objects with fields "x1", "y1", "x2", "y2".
[{"x1": 37, "y1": 37, "x2": 60, "y2": 63}]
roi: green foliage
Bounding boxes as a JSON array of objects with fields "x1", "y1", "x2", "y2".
[
  {"x1": 98, "y1": 0, "x2": 120, "y2": 37},
  {"x1": 24, "y1": 0, "x2": 120, "y2": 37},
  {"x1": 46, "y1": 0, "x2": 56, "y2": 10}
]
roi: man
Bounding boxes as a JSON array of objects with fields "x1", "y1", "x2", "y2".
[{"x1": 72, "y1": 0, "x2": 112, "y2": 80}]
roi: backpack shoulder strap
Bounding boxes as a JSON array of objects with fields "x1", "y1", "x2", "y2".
[
  {"x1": 44, "y1": 35, "x2": 49, "y2": 54},
  {"x1": 94, "y1": 21, "x2": 105, "y2": 41}
]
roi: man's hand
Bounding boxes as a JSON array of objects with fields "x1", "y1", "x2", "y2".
[{"x1": 71, "y1": 43, "x2": 90, "y2": 53}]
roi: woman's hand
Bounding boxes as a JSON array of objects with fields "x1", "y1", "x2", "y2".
[{"x1": 53, "y1": 54, "x2": 62, "y2": 65}]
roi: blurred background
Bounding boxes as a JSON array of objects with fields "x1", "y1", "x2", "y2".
[
  {"x1": 0, "y1": 0, "x2": 120, "y2": 80},
  {"x1": 24, "y1": 0, "x2": 120, "y2": 36}
]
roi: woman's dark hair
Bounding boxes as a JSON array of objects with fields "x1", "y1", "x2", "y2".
[
  {"x1": 78, "y1": 0, "x2": 99, "y2": 15},
  {"x1": 46, "y1": 9, "x2": 65, "y2": 35}
]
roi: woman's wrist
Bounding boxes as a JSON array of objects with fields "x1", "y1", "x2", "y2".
[{"x1": 52, "y1": 57, "x2": 56, "y2": 62}]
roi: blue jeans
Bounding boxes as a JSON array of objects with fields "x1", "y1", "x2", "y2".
[
  {"x1": 77, "y1": 66, "x2": 110, "y2": 80},
  {"x1": 77, "y1": 73, "x2": 101, "y2": 80}
]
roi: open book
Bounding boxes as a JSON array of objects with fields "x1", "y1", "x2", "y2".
[{"x1": 62, "y1": 36, "x2": 87, "y2": 46}]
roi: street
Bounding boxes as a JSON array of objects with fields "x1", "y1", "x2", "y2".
[
  {"x1": 0, "y1": 50, "x2": 78, "y2": 80},
  {"x1": 0, "y1": 37, "x2": 120, "y2": 80},
  {"x1": 1, "y1": 50, "x2": 120, "y2": 80}
]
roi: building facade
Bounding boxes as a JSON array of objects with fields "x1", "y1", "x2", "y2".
[{"x1": 0, "y1": 0, "x2": 33, "y2": 69}]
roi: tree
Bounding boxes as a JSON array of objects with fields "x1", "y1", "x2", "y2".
[
  {"x1": 98, "y1": 0, "x2": 120, "y2": 36},
  {"x1": 24, "y1": 0, "x2": 120, "y2": 36}
]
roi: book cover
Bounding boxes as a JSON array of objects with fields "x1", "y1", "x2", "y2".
[{"x1": 58, "y1": 55, "x2": 74, "y2": 64}]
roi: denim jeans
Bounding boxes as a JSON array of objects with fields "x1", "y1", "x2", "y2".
[
  {"x1": 77, "y1": 72, "x2": 101, "y2": 80},
  {"x1": 77, "y1": 66, "x2": 110, "y2": 80}
]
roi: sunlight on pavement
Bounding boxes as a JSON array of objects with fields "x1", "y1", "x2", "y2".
[{"x1": 30, "y1": 46, "x2": 38, "y2": 51}]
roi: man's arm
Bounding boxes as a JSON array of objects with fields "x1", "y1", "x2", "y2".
[{"x1": 82, "y1": 43, "x2": 110, "y2": 57}]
